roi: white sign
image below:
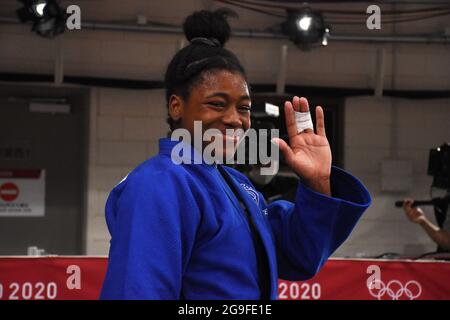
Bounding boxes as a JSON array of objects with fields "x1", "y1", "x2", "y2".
[
  {"x1": 0, "y1": 169, "x2": 46, "y2": 217},
  {"x1": 265, "y1": 103, "x2": 280, "y2": 117}
]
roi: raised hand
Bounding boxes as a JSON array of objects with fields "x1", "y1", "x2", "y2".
[{"x1": 272, "y1": 96, "x2": 332, "y2": 196}]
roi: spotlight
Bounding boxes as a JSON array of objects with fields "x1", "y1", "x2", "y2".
[
  {"x1": 34, "y1": 1, "x2": 47, "y2": 17},
  {"x1": 16, "y1": 0, "x2": 67, "y2": 38},
  {"x1": 297, "y1": 16, "x2": 312, "y2": 31},
  {"x1": 282, "y1": 8, "x2": 330, "y2": 50}
]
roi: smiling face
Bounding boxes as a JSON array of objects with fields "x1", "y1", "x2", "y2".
[{"x1": 168, "y1": 69, "x2": 251, "y2": 161}]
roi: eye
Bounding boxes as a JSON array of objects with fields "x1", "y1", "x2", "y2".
[
  {"x1": 239, "y1": 105, "x2": 251, "y2": 112},
  {"x1": 206, "y1": 101, "x2": 225, "y2": 108}
]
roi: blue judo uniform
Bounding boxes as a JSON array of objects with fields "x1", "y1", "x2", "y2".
[{"x1": 100, "y1": 138, "x2": 371, "y2": 300}]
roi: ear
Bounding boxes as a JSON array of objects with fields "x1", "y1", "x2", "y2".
[{"x1": 168, "y1": 94, "x2": 184, "y2": 122}]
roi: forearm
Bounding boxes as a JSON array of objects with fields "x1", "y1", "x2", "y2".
[
  {"x1": 419, "y1": 218, "x2": 450, "y2": 250},
  {"x1": 304, "y1": 178, "x2": 331, "y2": 197},
  {"x1": 271, "y1": 167, "x2": 371, "y2": 281}
]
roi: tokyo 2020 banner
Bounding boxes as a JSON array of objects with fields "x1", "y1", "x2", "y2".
[{"x1": 0, "y1": 257, "x2": 449, "y2": 300}]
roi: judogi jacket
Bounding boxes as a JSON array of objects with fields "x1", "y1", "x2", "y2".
[{"x1": 100, "y1": 138, "x2": 371, "y2": 299}]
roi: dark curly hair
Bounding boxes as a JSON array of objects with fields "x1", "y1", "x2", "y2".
[{"x1": 164, "y1": 8, "x2": 247, "y2": 131}]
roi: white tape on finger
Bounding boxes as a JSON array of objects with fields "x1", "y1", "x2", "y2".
[{"x1": 295, "y1": 111, "x2": 313, "y2": 133}]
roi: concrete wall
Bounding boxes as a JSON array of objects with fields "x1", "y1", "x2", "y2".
[
  {"x1": 334, "y1": 96, "x2": 450, "y2": 258},
  {"x1": 85, "y1": 88, "x2": 168, "y2": 254}
]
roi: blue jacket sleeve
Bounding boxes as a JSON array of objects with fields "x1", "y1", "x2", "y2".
[
  {"x1": 265, "y1": 166, "x2": 371, "y2": 281},
  {"x1": 99, "y1": 168, "x2": 200, "y2": 299}
]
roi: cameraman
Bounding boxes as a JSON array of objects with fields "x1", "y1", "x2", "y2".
[{"x1": 403, "y1": 198, "x2": 450, "y2": 251}]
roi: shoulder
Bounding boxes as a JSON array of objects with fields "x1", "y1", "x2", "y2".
[
  {"x1": 107, "y1": 155, "x2": 203, "y2": 221},
  {"x1": 114, "y1": 154, "x2": 193, "y2": 194}
]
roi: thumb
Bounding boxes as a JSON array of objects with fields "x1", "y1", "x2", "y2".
[{"x1": 272, "y1": 138, "x2": 295, "y2": 164}]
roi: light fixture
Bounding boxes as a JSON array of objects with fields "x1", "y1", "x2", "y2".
[
  {"x1": 297, "y1": 16, "x2": 312, "y2": 31},
  {"x1": 16, "y1": 0, "x2": 67, "y2": 38},
  {"x1": 282, "y1": 8, "x2": 330, "y2": 50},
  {"x1": 34, "y1": 0, "x2": 47, "y2": 16}
]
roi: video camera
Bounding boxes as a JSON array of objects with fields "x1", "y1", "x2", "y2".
[
  {"x1": 395, "y1": 142, "x2": 450, "y2": 209},
  {"x1": 428, "y1": 142, "x2": 450, "y2": 190}
]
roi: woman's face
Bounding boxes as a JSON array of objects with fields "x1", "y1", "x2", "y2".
[{"x1": 171, "y1": 69, "x2": 251, "y2": 161}]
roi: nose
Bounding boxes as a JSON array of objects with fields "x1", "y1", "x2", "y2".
[{"x1": 221, "y1": 106, "x2": 243, "y2": 129}]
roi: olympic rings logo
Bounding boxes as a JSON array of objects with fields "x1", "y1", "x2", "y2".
[{"x1": 367, "y1": 279, "x2": 422, "y2": 300}]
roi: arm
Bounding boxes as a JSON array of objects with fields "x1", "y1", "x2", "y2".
[
  {"x1": 269, "y1": 96, "x2": 371, "y2": 280},
  {"x1": 419, "y1": 219, "x2": 450, "y2": 250},
  {"x1": 100, "y1": 168, "x2": 200, "y2": 299},
  {"x1": 265, "y1": 166, "x2": 371, "y2": 281},
  {"x1": 403, "y1": 199, "x2": 450, "y2": 250}
]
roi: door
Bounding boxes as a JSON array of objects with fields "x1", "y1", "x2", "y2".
[{"x1": 0, "y1": 84, "x2": 88, "y2": 255}]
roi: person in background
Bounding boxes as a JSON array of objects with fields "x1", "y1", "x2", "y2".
[{"x1": 403, "y1": 198, "x2": 450, "y2": 251}]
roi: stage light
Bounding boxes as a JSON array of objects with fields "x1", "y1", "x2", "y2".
[
  {"x1": 282, "y1": 8, "x2": 330, "y2": 50},
  {"x1": 16, "y1": 0, "x2": 67, "y2": 38},
  {"x1": 34, "y1": 1, "x2": 47, "y2": 17},
  {"x1": 297, "y1": 16, "x2": 312, "y2": 31}
]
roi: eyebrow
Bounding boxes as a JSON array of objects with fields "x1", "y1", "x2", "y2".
[{"x1": 205, "y1": 92, "x2": 251, "y2": 101}]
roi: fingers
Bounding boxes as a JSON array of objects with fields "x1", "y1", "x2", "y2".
[
  {"x1": 315, "y1": 106, "x2": 326, "y2": 137},
  {"x1": 292, "y1": 96, "x2": 300, "y2": 112},
  {"x1": 297, "y1": 97, "x2": 313, "y2": 134},
  {"x1": 272, "y1": 138, "x2": 294, "y2": 164},
  {"x1": 292, "y1": 96, "x2": 309, "y2": 112},
  {"x1": 285, "y1": 96, "x2": 313, "y2": 137},
  {"x1": 403, "y1": 198, "x2": 414, "y2": 210},
  {"x1": 298, "y1": 96, "x2": 309, "y2": 113},
  {"x1": 285, "y1": 96, "x2": 328, "y2": 137},
  {"x1": 284, "y1": 101, "x2": 297, "y2": 140},
  {"x1": 403, "y1": 198, "x2": 423, "y2": 216}
]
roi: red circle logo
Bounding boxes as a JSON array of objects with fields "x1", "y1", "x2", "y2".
[{"x1": 0, "y1": 182, "x2": 19, "y2": 202}]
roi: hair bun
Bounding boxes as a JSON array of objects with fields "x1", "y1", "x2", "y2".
[{"x1": 183, "y1": 8, "x2": 237, "y2": 47}]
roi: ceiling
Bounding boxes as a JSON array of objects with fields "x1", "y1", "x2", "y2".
[{"x1": 1, "y1": 0, "x2": 449, "y2": 37}]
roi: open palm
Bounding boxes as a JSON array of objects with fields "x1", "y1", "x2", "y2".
[{"x1": 273, "y1": 96, "x2": 332, "y2": 184}]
